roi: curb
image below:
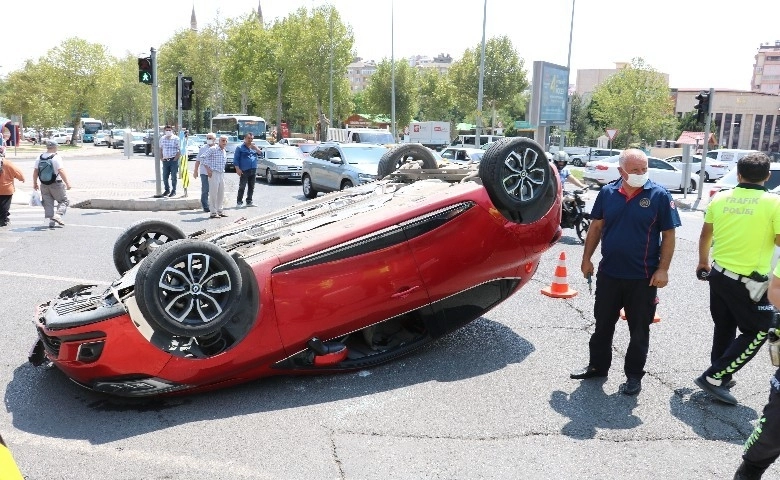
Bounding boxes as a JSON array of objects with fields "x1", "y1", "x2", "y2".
[{"x1": 71, "y1": 198, "x2": 201, "y2": 211}]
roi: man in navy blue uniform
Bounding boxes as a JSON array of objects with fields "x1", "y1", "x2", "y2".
[{"x1": 571, "y1": 149, "x2": 682, "y2": 395}]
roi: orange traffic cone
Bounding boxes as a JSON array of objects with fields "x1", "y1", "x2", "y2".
[
  {"x1": 620, "y1": 308, "x2": 661, "y2": 323},
  {"x1": 541, "y1": 252, "x2": 578, "y2": 298}
]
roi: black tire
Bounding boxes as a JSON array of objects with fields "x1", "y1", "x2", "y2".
[
  {"x1": 135, "y1": 239, "x2": 242, "y2": 337},
  {"x1": 340, "y1": 179, "x2": 354, "y2": 190},
  {"x1": 113, "y1": 220, "x2": 186, "y2": 274},
  {"x1": 302, "y1": 174, "x2": 318, "y2": 199},
  {"x1": 266, "y1": 168, "x2": 275, "y2": 184},
  {"x1": 570, "y1": 157, "x2": 583, "y2": 167},
  {"x1": 478, "y1": 138, "x2": 556, "y2": 224},
  {"x1": 575, "y1": 217, "x2": 591, "y2": 242},
  {"x1": 377, "y1": 144, "x2": 438, "y2": 179},
  {"x1": 690, "y1": 179, "x2": 697, "y2": 192}
]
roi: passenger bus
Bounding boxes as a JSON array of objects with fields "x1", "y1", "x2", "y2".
[
  {"x1": 80, "y1": 117, "x2": 103, "y2": 143},
  {"x1": 210, "y1": 114, "x2": 266, "y2": 140}
]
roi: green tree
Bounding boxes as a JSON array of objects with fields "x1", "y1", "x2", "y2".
[
  {"x1": 416, "y1": 68, "x2": 455, "y2": 122},
  {"x1": 589, "y1": 58, "x2": 675, "y2": 148},
  {"x1": 364, "y1": 59, "x2": 419, "y2": 130},
  {"x1": 291, "y1": 6, "x2": 354, "y2": 128},
  {"x1": 448, "y1": 35, "x2": 529, "y2": 129},
  {"x1": 568, "y1": 93, "x2": 599, "y2": 146}
]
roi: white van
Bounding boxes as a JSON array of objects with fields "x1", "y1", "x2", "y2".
[{"x1": 705, "y1": 149, "x2": 760, "y2": 170}]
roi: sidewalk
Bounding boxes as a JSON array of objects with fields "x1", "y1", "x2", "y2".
[{"x1": 8, "y1": 145, "x2": 204, "y2": 211}]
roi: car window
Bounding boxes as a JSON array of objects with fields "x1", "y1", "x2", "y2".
[
  {"x1": 456, "y1": 150, "x2": 466, "y2": 161},
  {"x1": 310, "y1": 148, "x2": 326, "y2": 160},
  {"x1": 441, "y1": 149, "x2": 455, "y2": 160},
  {"x1": 649, "y1": 159, "x2": 673, "y2": 170},
  {"x1": 265, "y1": 146, "x2": 303, "y2": 159}
]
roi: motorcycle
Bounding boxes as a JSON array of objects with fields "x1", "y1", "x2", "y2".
[{"x1": 560, "y1": 189, "x2": 590, "y2": 242}]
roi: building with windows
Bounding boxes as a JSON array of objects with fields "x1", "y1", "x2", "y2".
[
  {"x1": 752, "y1": 41, "x2": 780, "y2": 95},
  {"x1": 346, "y1": 58, "x2": 378, "y2": 93},
  {"x1": 674, "y1": 89, "x2": 780, "y2": 151}
]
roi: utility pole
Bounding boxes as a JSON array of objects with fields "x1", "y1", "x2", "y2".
[
  {"x1": 151, "y1": 47, "x2": 162, "y2": 196},
  {"x1": 560, "y1": 0, "x2": 575, "y2": 150},
  {"x1": 390, "y1": 0, "x2": 396, "y2": 142},
  {"x1": 475, "y1": 0, "x2": 487, "y2": 149},
  {"x1": 328, "y1": 11, "x2": 334, "y2": 128}
]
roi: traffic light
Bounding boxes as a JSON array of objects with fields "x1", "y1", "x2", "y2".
[
  {"x1": 181, "y1": 77, "x2": 194, "y2": 110},
  {"x1": 694, "y1": 90, "x2": 710, "y2": 124},
  {"x1": 138, "y1": 57, "x2": 153, "y2": 85}
]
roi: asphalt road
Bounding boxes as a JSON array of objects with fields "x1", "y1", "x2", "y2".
[{"x1": 0, "y1": 147, "x2": 776, "y2": 479}]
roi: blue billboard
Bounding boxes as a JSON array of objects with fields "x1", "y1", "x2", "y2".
[{"x1": 528, "y1": 61, "x2": 569, "y2": 127}]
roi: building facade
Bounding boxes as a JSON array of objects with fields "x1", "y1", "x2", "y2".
[
  {"x1": 752, "y1": 41, "x2": 780, "y2": 95},
  {"x1": 346, "y1": 58, "x2": 378, "y2": 93},
  {"x1": 576, "y1": 62, "x2": 670, "y2": 96},
  {"x1": 674, "y1": 89, "x2": 780, "y2": 151}
]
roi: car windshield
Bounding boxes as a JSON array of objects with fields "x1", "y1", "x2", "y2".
[
  {"x1": 343, "y1": 147, "x2": 386, "y2": 163},
  {"x1": 133, "y1": 135, "x2": 144, "y2": 140},
  {"x1": 265, "y1": 146, "x2": 303, "y2": 159},
  {"x1": 299, "y1": 144, "x2": 318, "y2": 153}
]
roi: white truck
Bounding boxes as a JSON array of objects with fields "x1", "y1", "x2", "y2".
[
  {"x1": 327, "y1": 127, "x2": 394, "y2": 144},
  {"x1": 407, "y1": 121, "x2": 451, "y2": 150}
]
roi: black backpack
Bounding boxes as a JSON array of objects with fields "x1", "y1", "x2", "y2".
[{"x1": 38, "y1": 154, "x2": 57, "y2": 185}]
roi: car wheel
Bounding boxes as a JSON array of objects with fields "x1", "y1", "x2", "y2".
[
  {"x1": 302, "y1": 174, "x2": 318, "y2": 199},
  {"x1": 113, "y1": 219, "x2": 186, "y2": 274},
  {"x1": 341, "y1": 179, "x2": 354, "y2": 190},
  {"x1": 690, "y1": 179, "x2": 697, "y2": 192},
  {"x1": 478, "y1": 138, "x2": 556, "y2": 224},
  {"x1": 377, "y1": 144, "x2": 438, "y2": 179},
  {"x1": 135, "y1": 239, "x2": 242, "y2": 337},
  {"x1": 575, "y1": 217, "x2": 590, "y2": 242},
  {"x1": 266, "y1": 168, "x2": 275, "y2": 184},
  {"x1": 704, "y1": 171, "x2": 710, "y2": 182},
  {"x1": 571, "y1": 158, "x2": 582, "y2": 167}
]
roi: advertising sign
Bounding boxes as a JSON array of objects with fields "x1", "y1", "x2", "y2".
[{"x1": 528, "y1": 61, "x2": 570, "y2": 127}]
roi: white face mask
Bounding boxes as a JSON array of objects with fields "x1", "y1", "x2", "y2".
[
  {"x1": 207, "y1": 139, "x2": 215, "y2": 145},
  {"x1": 165, "y1": 130, "x2": 172, "y2": 137},
  {"x1": 625, "y1": 172, "x2": 649, "y2": 188}
]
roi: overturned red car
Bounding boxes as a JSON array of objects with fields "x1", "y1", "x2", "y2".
[{"x1": 29, "y1": 138, "x2": 562, "y2": 397}]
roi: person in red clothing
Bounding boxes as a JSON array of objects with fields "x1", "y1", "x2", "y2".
[{"x1": 0, "y1": 147, "x2": 26, "y2": 227}]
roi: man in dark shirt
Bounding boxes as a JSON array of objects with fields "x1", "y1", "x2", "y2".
[
  {"x1": 571, "y1": 149, "x2": 681, "y2": 396},
  {"x1": 233, "y1": 133, "x2": 262, "y2": 207}
]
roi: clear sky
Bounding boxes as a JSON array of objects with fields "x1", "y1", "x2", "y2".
[{"x1": 1, "y1": 0, "x2": 778, "y2": 91}]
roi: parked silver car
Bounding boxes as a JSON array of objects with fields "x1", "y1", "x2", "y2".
[
  {"x1": 301, "y1": 143, "x2": 387, "y2": 198},
  {"x1": 259, "y1": 145, "x2": 304, "y2": 183}
]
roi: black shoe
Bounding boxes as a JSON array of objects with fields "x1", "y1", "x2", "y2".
[
  {"x1": 169, "y1": 191, "x2": 176, "y2": 197},
  {"x1": 237, "y1": 200, "x2": 244, "y2": 206},
  {"x1": 695, "y1": 375, "x2": 738, "y2": 405},
  {"x1": 570, "y1": 366, "x2": 607, "y2": 380},
  {"x1": 734, "y1": 461, "x2": 766, "y2": 479},
  {"x1": 246, "y1": 201, "x2": 254, "y2": 206},
  {"x1": 162, "y1": 191, "x2": 170, "y2": 197},
  {"x1": 620, "y1": 377, "x2": 642, "y2": 396}
]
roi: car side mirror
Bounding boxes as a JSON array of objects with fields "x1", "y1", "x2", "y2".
[{"x1": 330, "y1": 156, "x2": 342, "y2": 164}]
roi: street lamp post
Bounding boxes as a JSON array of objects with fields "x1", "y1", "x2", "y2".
[
  {"x1": 475, "y1": 0, "x2": 487, "y2": 149},
  {"x1": 560, "y1": 0, "x2": 575, "y2": 150},
  {"x1": 390, "y1": 0, "x2": 396, "y2": 141}
]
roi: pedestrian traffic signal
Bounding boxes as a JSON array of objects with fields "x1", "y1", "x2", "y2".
[
  {"x1": 694, "y1": 90, "x2": 710, "y2": 124},
  {"x1": 138, "y1": 57, "x2": 153, "y2": 85},
  {"x1": 181, "y1": 77, "x2": 194, "y2": 110}
]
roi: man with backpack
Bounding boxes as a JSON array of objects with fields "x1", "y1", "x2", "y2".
[{"x1": 33, "y1": 140, "x2": 71, "y2": 228}]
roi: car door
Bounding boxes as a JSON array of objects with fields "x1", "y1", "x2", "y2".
[
  {"x1": 271, "y1": 226, "x2": 431, "y2": 351},
  {"x1": 306, "y1": 148, "x2": 330, "y2": 190},
  {"x1": 648, "y1": 158, "x2": 680, "y2": 189},
  {"x1": 322, "y1": 147, "x2": 345, "y2": 190}
]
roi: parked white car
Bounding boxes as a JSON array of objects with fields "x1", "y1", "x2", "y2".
[
  {"x1": 582, "y1": 155, "x2": 698, "y2": 192},
  {"x1": 663, "y1": 154, "x2": 729, "y2": 182},
  {"x1": 439, "y1": 147, "x2": 484, "y2": 164},
  {"x1": 44, "y1": 132, "x2": 71, "y2": 145}
]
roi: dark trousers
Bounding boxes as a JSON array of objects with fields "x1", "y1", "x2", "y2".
[
  {"x1": 740, "y1": 368, "x2": 780, "y2": 477},
  {"x1": 703, "y1": 269, "x2": 772, "y2": 382},
  {"x1": 162, "y1": 159, "x2": 179, "y2": 193},
  {"x1": 589, "y1": 273, "x2": 657, "y2": 379},
  {"x1": 200, "y1": 173, "x2": 210, "y2": 211},
  {"x1": 0, "y1": 194, "x2": 11, "y2": 225},
  {"x1": 237, "y1": 168, "x2": 256, "y2": 203}
]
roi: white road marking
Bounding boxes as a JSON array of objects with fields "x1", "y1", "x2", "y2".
[{"x1": 0, "y1": 270, "x2": 111, "y2": 285}]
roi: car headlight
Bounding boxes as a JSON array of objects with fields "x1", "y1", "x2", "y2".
[{"x1": 358, "y1": 173, "x2": 377, "y2": 182}]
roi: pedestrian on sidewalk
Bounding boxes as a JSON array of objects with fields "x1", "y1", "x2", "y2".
[
  {"x1": 234, "y1": 132, "x2": 262, "y2": 207},
  {"x1": 0, "y1": 146, "x2": 25, "y2": 227},
  {"x1": 33, "y1": 140, "x2": 71, "y2": 228},
  {"x1": 201, "y1": 135, "x2": 229, "y2": 218},
  {"x1": 694, "y1": 152, "x2": 780, "y2": 406},
  {"x1": 193, "y1": 133, "x2": 216, "y2": 212},
  {"x1": 159, "y1": 126, "x2": 181, "y2": 197},
  {"x1": 571, "y1": 149, "x2": 681, "y2": 396}
]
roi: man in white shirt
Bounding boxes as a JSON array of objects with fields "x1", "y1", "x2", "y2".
[{"x1": 33, "y1": 140, "x2": 72, "y2": 228}]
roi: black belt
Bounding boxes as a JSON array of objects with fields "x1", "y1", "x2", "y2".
[{"x1": 163, "y1": 157, "x2": 176, "y2": 161}]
